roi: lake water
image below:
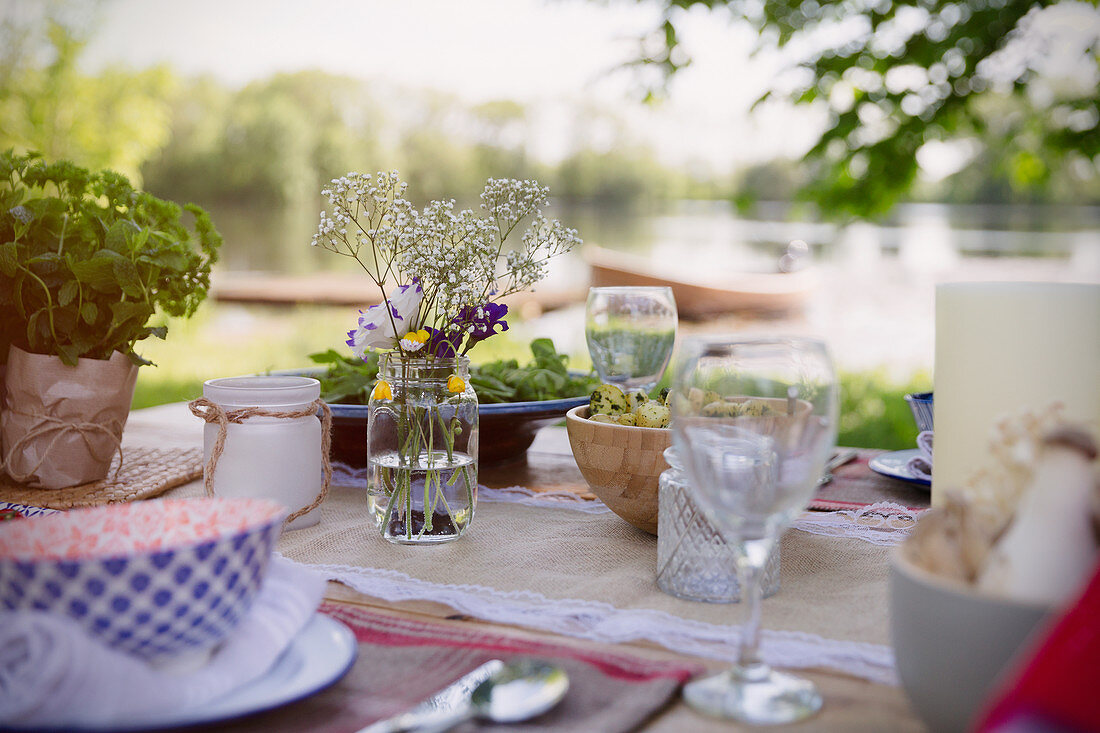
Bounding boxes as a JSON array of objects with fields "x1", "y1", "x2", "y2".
[
  {"x1": 204, "y1": 198, "x2": 1100, "y2": 376},
  {"x1": 208, "y1": 198, "x2": 1100, "y2": 275}
]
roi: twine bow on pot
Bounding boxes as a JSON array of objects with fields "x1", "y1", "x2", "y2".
[
  {"x1": 188, "y1": 397, "x2": 333, "y2": 527},
  {"x1": 0, "y1": 410, "x2": 125, "y2": 486}
]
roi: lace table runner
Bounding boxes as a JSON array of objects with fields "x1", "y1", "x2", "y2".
[{"x1": 279, "y1": 483, "x2": 914, "y2": 686}]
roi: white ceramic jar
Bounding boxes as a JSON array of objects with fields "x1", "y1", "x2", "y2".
[{"x1": 202, "y1": 376, "x2": 323, "y2": 530}]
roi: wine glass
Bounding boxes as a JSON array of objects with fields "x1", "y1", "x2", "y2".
[
  {"x1": 585, "y1": 286, "x2": 677, "y2": 392},
  {"x1": 670, "y1": 336, "x2": 837, "y2": 724}
]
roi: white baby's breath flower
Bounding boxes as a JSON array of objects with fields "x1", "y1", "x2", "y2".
[{"x1": 315, "y1": 171, "x2": 581, "y2": 355}]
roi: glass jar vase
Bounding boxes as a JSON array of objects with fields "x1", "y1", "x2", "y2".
[{"x1": 367, "y1": 354, "x2": 478, "y2": 544}]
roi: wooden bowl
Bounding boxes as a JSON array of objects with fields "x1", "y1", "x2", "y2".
[{"x1": 564, "y1": 405, "x2": 671, "y2": 535}]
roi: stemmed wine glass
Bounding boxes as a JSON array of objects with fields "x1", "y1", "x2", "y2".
[
  {"x1": 585, "y1": 286, "x2": 677, "y2": 392},
  {"x1": 670, "y1": 336, "x2": 837, "y2": 724}
]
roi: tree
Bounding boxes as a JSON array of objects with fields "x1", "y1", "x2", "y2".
[
  {"x1": 632, "y1": 0, "x2": 1100, "y2": 219},
  {"x1": 0, "y1": 6, "x2": 176, "y2": 185}
]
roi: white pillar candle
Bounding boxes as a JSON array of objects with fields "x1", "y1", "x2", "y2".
[{"x1": 932, "y1": 282, "x2": 1100, "y2": 505}]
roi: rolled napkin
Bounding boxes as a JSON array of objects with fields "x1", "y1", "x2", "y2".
[
  {"x1": 906, "y1": 430, "x2": 934, "y2": 481},
  {"x1": 0, "y1": 556, "x2": 325, "y2": 728}
]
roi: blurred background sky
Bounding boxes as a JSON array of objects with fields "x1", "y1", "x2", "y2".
[{"x1": 77, "y1": 0, "x2": 820, "y2": 171}]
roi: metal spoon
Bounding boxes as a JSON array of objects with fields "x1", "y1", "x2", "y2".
[{"x1": 413, "y1": 659, "x2": 569, "y2": 733}]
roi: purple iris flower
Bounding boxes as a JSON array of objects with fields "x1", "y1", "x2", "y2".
[
  {"x1": 454, "y1": 302, "x2": 509, "y2": 352},
  {"x1": 425, "y1": 327, "x2": 463, "y2": 358}
]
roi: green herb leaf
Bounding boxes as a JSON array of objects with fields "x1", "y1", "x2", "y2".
[
  {"x1": 25, "y1": 310, "x2": 40, "y2": 345},
  {"x1": 112, "y1": 258, "x2": 142, "y2": 297},
  {"x1": 80, "y1": 301, "x2": 98, "y2": 324},
  {"x1": 69, "y1": 251, "x2": 121, "y2": 291},
  {"x1": 309, "y1": 349, "x2": 348, "y2": 365},
  {"x1": 58, "y1": 279, "x2": 79, "y2": 306},
  {"x1": 127, "y1": 350, "x2": 154, "y2": 367},
  {"x1": 0, "y1": 242, "x2": 17, "y2": 276},
  {"x1": 110, "y1": 300, "x2": 152, "y2": 326},
  {"x1": 105, "y1": 220, "x2": 134, "y2": 253},
  {"x1": 56, "y1": 343, "x2": 81, "y2": 366},
  {"x1": 530, "y1": 337, "x2": 567, "y2": 376}
]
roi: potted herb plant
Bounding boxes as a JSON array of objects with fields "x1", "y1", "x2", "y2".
[{"x1": 0, "y1": 150, "x2": 221, "y2": 488}]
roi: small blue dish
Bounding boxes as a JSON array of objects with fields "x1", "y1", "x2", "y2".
[{"x1": 905, "y1": 392, "x2": 934, "y2": 433}]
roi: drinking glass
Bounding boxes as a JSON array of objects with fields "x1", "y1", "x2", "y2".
[
  {"x1": 585, "y1": 286, "x2": 677, "y2": 392},
  {"x1": 670, "y1": 336, "x2": 837, "y2": 724}
]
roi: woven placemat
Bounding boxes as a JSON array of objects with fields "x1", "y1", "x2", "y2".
[{"x1": 0, "y1": 447, "x2": 202, "y2": 509}]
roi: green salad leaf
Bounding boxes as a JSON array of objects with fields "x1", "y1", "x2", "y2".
[{"x1": 310, "y1": 338, "x2": 598, "y2": 405}]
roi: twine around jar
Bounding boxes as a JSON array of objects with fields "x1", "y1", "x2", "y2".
[
  {"x1": 0, "y1": 410, "x2": 125, "y2": 484},
  {"x1": 188, "y1": 397, "x2": 333, "y2": 526}
]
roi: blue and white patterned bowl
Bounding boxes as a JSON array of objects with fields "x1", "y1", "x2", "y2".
[
  {"x1": 0, "y1": 497, "x2": 287, "y2": 663},
  {"x1": 905, "y1": 392, "x2": 934, "y2": 433}
]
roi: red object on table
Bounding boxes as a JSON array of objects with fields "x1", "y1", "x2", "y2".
[{"x1": 976, "y1": 560, "x2": 1100, "y2": 733}]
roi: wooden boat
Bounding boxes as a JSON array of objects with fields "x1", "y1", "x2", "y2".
[
  {"x1": 583, "y1": 245, "x2": 816, "y2": 319},
  {"x1": 212, "y1": 271, "x2": 582, "y2": 315}
]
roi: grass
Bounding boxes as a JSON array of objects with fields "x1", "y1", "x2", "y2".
[
  {"x1": 131, "y1": 302, "x2": 931, "y2": 450},
  {"x1": 838, "y1": 369, "x2": 931, "y2": 449}
]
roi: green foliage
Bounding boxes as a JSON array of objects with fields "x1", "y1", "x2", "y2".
[
  {"x1": 144, "y1": 71, "x2": 378, "y2": 207},
  {"x1": 0, "y1": 15, "x2": 176, "y2": 184},
  {"x1": 636, "y1": 0, "x2": 1100, "y2": 218},
  {"x1": 309, "y1": 338, "x2": 600, "y2": 405},
  {"x1": 307, "y1": 349, "x2": 381, "y2": 405},
  {"x1": 0, "y1": 150, "x2": 222, "y2": 366},
  {"x1": 132, "y1": 376, "x2": 206, "y2": 410},
  {"x1": 838, "y1": 369, "x2": 932, "y2": 450},
  {"x1": 468, "y1": 338, "x2": 601, "y2": 403},
  {"x1": 132, "y1": 352, "x2": 928, "y2": 449}
]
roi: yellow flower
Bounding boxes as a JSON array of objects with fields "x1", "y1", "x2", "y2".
[
  {"x1": 447, "y1": 375, "x2": 466, "y2": 394},
  {"x1": 371, "y1": 380, "x2": 393, "y2": 400},
  {"x1": 399, "y1": 329, "x2": 431, "y2": 352}
]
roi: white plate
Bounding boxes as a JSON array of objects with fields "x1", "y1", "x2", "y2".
[
  {"x1": 868, "y1": 449, "x2": 931, "y2": 488},
  {"x1": 25, "y1": 613, "x2": 357, "y2": 732}
]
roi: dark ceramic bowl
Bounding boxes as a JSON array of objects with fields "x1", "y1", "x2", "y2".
[
  {"x1": 277, "y1": 367, "x2": 591, "y2": 466},
  {"x1": 329, "y1": 395, "x2": 591, "y2": 466}
]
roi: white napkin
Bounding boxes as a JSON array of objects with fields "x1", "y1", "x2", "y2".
[
  {"x1": 906, "y1": 430, "x2": 934, "y2": 480},
  {"x1": 0, "y1": 556, "x2": 325, "y2": 728}
]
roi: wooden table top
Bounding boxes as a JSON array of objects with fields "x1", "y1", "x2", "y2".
[{"x1": 123, "y1": 403, "x2": 925, "y2": 732}]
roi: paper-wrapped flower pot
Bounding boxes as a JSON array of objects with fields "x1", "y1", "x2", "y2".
[{"x1": 1, "y1": 346, "x2": 138, "y2": 489}]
